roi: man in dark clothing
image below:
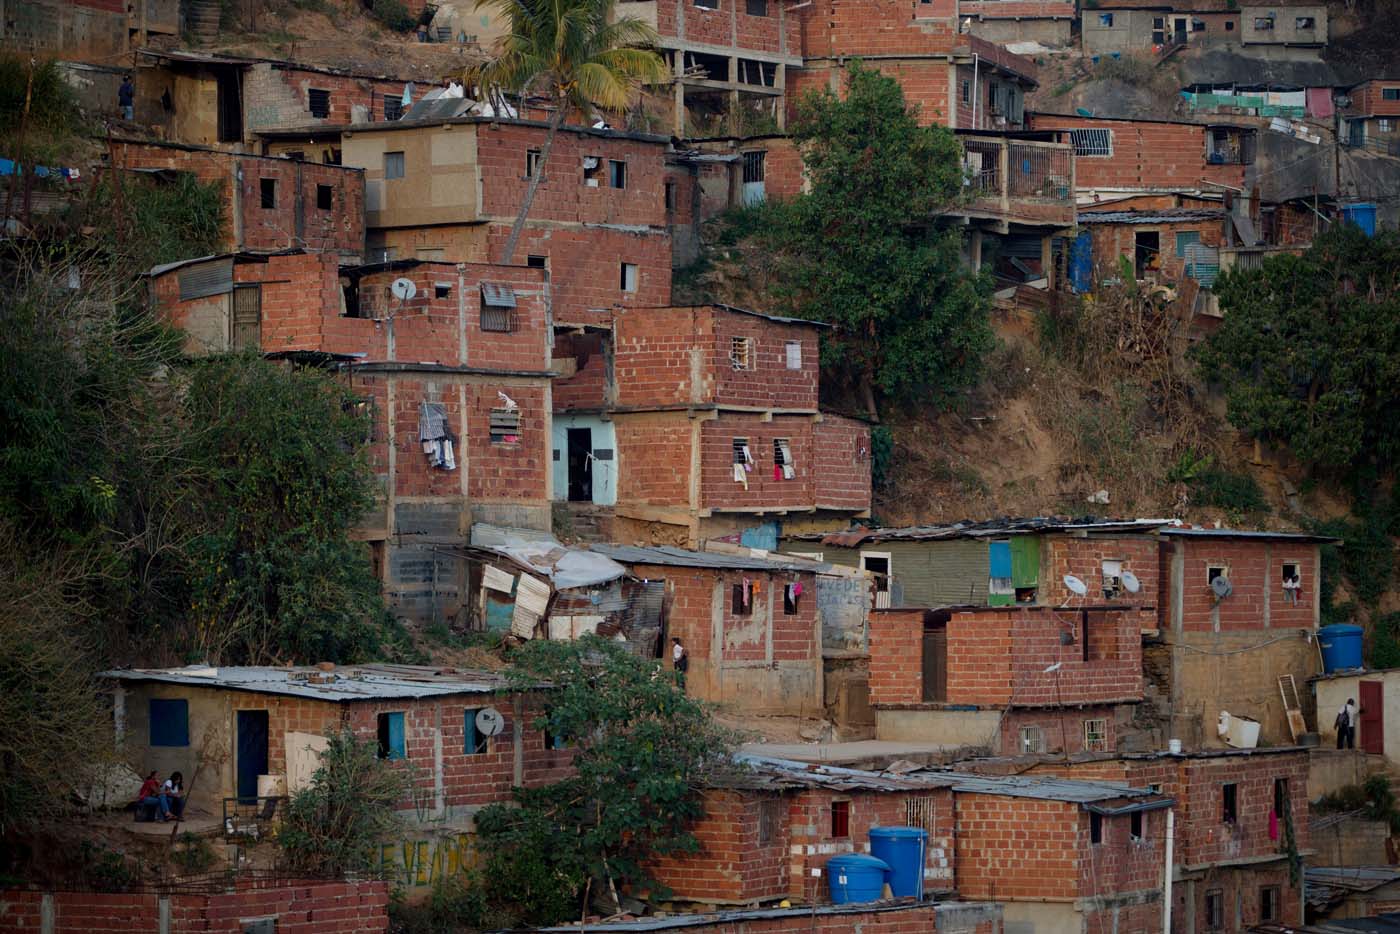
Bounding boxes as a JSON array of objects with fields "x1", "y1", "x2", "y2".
[
  {"x1": 1336, "y1": 697, "x2": 1358, "y2": 749},
  {"x1": 119, "y1": 75, "x2": 135, "y2": 121}
]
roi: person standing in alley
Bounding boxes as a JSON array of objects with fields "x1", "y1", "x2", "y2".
[
  {"x1": 118, "y1": 75, "x2": 135, "y2": 121},
  {"x1": 1337, "y1": 697, "x2": 1358, "y2": 749},
  {"x1": 671, "y1": 637, "x2": 688, "y2": 690}
]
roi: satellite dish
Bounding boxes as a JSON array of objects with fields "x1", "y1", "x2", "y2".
[
  {"x1": 475, "y1": 706, "x2": 506, "y2": 737},
  {"x1": 390, "y1": 277, "x2": 417, "y2": 301},
  {"x1": 1211, "y1": 575, "x2": 1234, "y2": 599},
  {"x1": 1063, "y1": 574, "x2": 1088, "y2": 597},
  {"x1": 1122, "y1": 570, "x2": 1142, "y2": 594}
]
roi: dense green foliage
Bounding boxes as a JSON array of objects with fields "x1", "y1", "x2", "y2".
[
  {"x1": 0, "y1": 57, "x2": 77, "y2": 138},
  {"x1": 370, "y1": 0, "x2": 416, "y2": 32},
  {"x1": 279, "y1": 730, "x2": 408, "y2": 875},
  {"x1": 743, "y1": 62, "x2": 994, "y2": 418},
  {"x1": 88, "y1": 174, "x2": 226, "y2": 271},
  {"x1": 1197, "y1": 226, "x2": 1400, "y2": 474},
  {"x1": 469, "y1": 637, "x2": 737, "y2": 925}
]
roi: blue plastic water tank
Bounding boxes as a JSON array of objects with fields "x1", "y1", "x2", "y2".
[
  {"x1": 827, "y1": 854, "x2": 889, "y2": 904},
  {"x1": 869, "y1": 827, "x2": 928, "y2": 899},
  {"x1": 1319, "y1": 624, "x2": 1364, "y2": 673}
]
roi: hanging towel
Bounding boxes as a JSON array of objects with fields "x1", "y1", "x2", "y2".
[
  {"x1": 773, "y1": 464, "x2": 781, "y2": 481},
  {"x1": 1268, "y1": 810, "x2": 1279, "y2": 841},
  {"x1": 793, "y1": 582, "x2": 802, "y2": 597},
  {"x1": 741, "y1": 579, "x2": 751, "y2": 607},
  {"x1": 402, "y1": 82, "x2": 415, "y2": 106}
]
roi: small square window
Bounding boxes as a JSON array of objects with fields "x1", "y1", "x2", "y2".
[
  {"x1": 527, "y1": 255, "x2": 548, "y2": 269},
  {"x1": 260, "y1": 177, "x2": 277, "y2": 209},
  {"x1": 1295, "y1": 15, "x2": 1315, "y2": 28},
  {"x1": 1089, "y1": 812, "x2": 1103, "y2": 844},
  {"x1": 747, "y1": 0, "x2": 767, "y2": 14},
  {"x1": 526, "y1": 149, "x2": 542, "y2": 178},
  {"x1": 730, "y1": 336, "x2": 752, "y2": 370},
  {"x1": 1253, "y1": 15, "x2": 1274, "y2": 28},
  {"x1": 1221, "y1": 782, "x2": 1238, "y2": 823},
  {"x1": 620, "y1": 263, "x2": 638, "y2": 293},
  {"x1": 1384, "y1": 87, "x2": 1400, "y2": 101},
  {"x1": 1205, "y1": 890, "x2": 1224, "y2": 931},
  {"x1": 1130, "y1": 810, "x2": 1143, "y2": 841},
  {"x1": 758, "y1": 798, "x2": 781, "y2": 843},
  {"x1": 830, "y1": 800, "x2": 850, "y2": 838},
  {"x1": 583, "y1": 156, "x2": 602, "y2": 186},
  {"x1": 308, "y1": 88, "x2": 330, "y2": 118},
  {"x1": 316, "y1": 184, "x2": 333, "y2": 210},
  {"x1": 384, "y1": 96, "x2": 403, "y2": 121},
  {"x1": 434, "y1": 283, "x2": 451, "y2": 299},
  {"x1": 1207, "y1": 565, "x2": 1228, "y2": 586},
  {"x1": 785, "y1": 340, "x2": 802, "y2": 370},
  {"x1": 243, "y1": 920, "x2": 276, "y2": 934},
  {"x1": 1225, "y1": 20, "x2": 1234, "y2": 29},
  {"x1": 490, "y1": 408, "x2": 521, "y2": 444},
  {"x1": 1260, "y1": 885, "x2": 1280, "y2": 922},
  {"x1": 377, "y1": 711, "x2": 406, "y2": 760},
  {"x1": 464, "y1": 709, "x2": 489, "y2": 754},
  {"x1": 149, "y1": 698, "x2": 189, "y2": 747},
  {"x1": 1019, "y1": 725, "x2": 1045, "y2": 754},
  {"x1": 609, "y1": 160, "x2": 627, "y2": 189},
  {"x1": 1098, "y1": 12, "x2": 1113, "y2": 26},
  {"x1": 384, "y1": 151, "x2": 405, "y2": 179},
  {"x1": 1083, "y1": 718, "x2": 1108, "y2": 752}
]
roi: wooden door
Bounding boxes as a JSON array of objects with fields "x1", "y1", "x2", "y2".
[
  {"x1": 232, "y1": 284, "x2": 261, "y2": 350},
  {"x1": 1361, "y1": 680, "x2": 1384, "y2": 755},
  {"x1": 921, "y1": 628, "x2": 947, "y2": 702}
]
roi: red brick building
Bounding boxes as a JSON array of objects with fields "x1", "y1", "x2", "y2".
[
  {"x1": 1339, "y1": 78, "x2": 1400, "y2": 152},
  {"x1": 967, "y1": 746, "x2": 1311, "y2": 930},
  {"x1": 0, "y1": 880, "x2": 390, "y2": 934},
  {"x1": 551, "y1": 304, "x2": 871, "y2": 546},
  {"x1": 1078, "y1": 207, "x2": 1228, "y2": 286},
  {"x1": 339, "y1": 117, "x2": 673, "y2": 329},
  {"x1": 109, "y1": 139, "x2": 366, "y2": 259},
  {"x1": 651, "y1": 753, "x2": 1170, "y2": 933},
  {"x1": 147, "y1": 251, "x2": 555, "y2": 627}
]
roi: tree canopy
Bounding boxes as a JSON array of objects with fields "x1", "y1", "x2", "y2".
[
  {"x1": 1195, "y1": 225, "x2": 1400, "y2": 474},
  {"x1": 750, "y1": 61, "x2": 995, "y2": 418}
]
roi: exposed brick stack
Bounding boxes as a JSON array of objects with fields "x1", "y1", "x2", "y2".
[
  {"x1": 648, "y1": 789, "x2": 793, "y2": 903},
  {"x1": 1164, "y1": 533, "x2": 1319, "y2": 632},
  {"x1": 1340, "y1": 80, "x2": 1400, "y2": 118},
  {"x1": 1027, "y1": 114, "x2": 1249, "y2": 192},
  {"x1": 867, "y1": 608, "x2": 926, "y2": 705},
  {"x1": 0, "y1": 881, "x2": 391, "y2": 934},
  {"x1": 242, "y1": 63, "x2": 410, "y2": 133},
  {"x1": 1041, "y1": 534, "x2": 1160, "y2": 606}
]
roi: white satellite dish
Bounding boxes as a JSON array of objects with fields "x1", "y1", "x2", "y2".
[
  {"x1": 390, "y1": 277, "x2": 417, "y2": 301},
  {"x1": 475, "y1": 706, "x2": 506, "y2": 737},
  {"x1": 1211, "y1": 575, "x2": 1234, "y2": 600},
  {"x1": 1121, "y1": 570, "x2": 1142, "y2": 594},
  {"x1": 1063, "y1": 574, "x2": 1088, "y2": 597}
]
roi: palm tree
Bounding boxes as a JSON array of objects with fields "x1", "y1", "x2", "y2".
[{"x1": 468, "y1": 0, "x2": 669, "y2": 264}]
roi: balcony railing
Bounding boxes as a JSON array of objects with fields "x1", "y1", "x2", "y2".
[{"x1": 960, "y1": 136, "x2": 1075, "y2": 226}]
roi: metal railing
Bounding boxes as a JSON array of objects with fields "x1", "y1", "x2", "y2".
[
  {"x1": 962, "y1": 139, "x2": 1002, "y2": 195},
  {"x1": 961, "y1": 137, "x2": 1075, "y2": 208},
  {"x1": 223, "y1": 795, "x2": 286, "y2": 842}
]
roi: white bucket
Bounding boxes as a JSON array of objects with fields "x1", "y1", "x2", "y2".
[{"x1": 1168, "y1": 739, "x2": 1182, "y2": 754}]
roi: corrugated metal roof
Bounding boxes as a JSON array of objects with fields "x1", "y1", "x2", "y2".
[
  {"x1": 724, "y1": 754, "x2": 1171, "y2": 806},
  {"x1": 589, "y1": 544, "x2": 829, "y2": 574},
  {"x1": 1158, "y1": 527, "x2": 1340, "y2": 543},
  {"x1": 529, "y1": 900, "x2": 988, "y2": 933},
  {"x1": 147, "y1": 249, "x2": 304, "y2": 278},
  {"x1": 710, "y1": 303, "x2": 833, "y2": 329},
  {"x1": 1079, "y1": 210, "x2": 1226, "y2": 225},
  {"x1": 481, "y1": 282, "x2": 517, "y2": 308},
  {"x1": 1307, "y1": 867, "x2": 1400, "y2": 892},
  {"x1": 99, "y1": 664, "x2": 522, "y2": 700},
  {"x1": 800, "y1": 517, "x2": 1172, "y2": 545}
]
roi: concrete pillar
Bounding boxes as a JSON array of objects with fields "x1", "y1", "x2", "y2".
[
  {"x1": 512, "y1": 695, "x2": 525, "y2": 786},
  {"x1": 1041, "y1": 233, "x2": 1054, "y2": 289},
  {"x1": 433, "y1": 705, "x2": 444, "y2": 817},
  {"x1": 159, "y1": 896, "x2": 171, "y2": 934},
  {"x1": 728, "y1": 57, "x2": 740, "y2": 134},
  {"x1": 969, "y1": 230, "x2": 984, "y2": 271},
  {"x1": 40, "y1": 893, "x2": 54, "y2": 934},
  {"x1": 673, "y1": 53, "x2": 687, "y2": 137},
  {"x1": 775, "y1": 64, "x2": 786, "y2": 131}
]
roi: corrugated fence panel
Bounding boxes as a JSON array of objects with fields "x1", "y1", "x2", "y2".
[
  {"x1": 928, "y1": 539, "x2": 991, "y2": 606},
  {"x1": 178, "y1": 258, "x2": 233, "y2": 300}
]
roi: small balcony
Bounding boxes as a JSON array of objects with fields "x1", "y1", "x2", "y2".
[{"x1": 959, "y1": 135, "x2": 1076, "y2": 230}]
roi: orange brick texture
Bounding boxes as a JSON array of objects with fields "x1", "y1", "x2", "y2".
[
  {"x1": 227, "y1": 691, "x2": 572, "y2": 811},
  {"x1": 242, "y1": 63, "x2": 410, "y2": 133},
  {"x1": 868, "y1": 609, "x2": 926, "y2": 706},
  {"x1": 1162, "y1": 537, "x2": 1320, "y2": 633},
  {"x1": 0, "y1": 881, "x2": 391, "y2": 934},
  {"x1": 614, "y1": 415, "x2": 695, "y2": 508},
  {"x1": 553, "y1": 330, "x2": 612, "y2": 411},
  {"x1": 109, "y1": 140, "x2": 365, "y2": 255},
  {"x1": 655, "y1": 0, "x2": 801, "y2": 54},
  {"x1": 959, "y1": 0, "x2": 1072, "y2": 18},
  {"x1": 1085, "y1": 218, "x2": 1226, "y2": 283},
  {"x1": 649, "y1": 789, "x2": 792, "y2": 903},
  {"x1": 1027, "y1": 115, "x2": 1247, "y2": 192},
  {"x1": 997, "y1": 705, "x2": 1123, "y2": 756},
  {"x1": 1341, "y1": 80, "x2": 1400, "y2": 118},
  {"x1": 1041, "y1": 534, "x2": 1160, "y2": 608}
]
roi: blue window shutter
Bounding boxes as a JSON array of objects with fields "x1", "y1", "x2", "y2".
[
  {"x1": 149, "y1": 698, "x2": 189, "y2": 747},
  {"x1": 464, "y1": 710, "x2": 479, "y2": 754},
  {"x1": 388, "y1": 712, "x2": 405, "y2": 760},
  {"x1": 988, "y1": 541, "x2": 1013, "y2": 579}
]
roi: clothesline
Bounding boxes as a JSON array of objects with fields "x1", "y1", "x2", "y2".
[{"x1": 0, "y1": 158, "x2": 84, "y2": 180}]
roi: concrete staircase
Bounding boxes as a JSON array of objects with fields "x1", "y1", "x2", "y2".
[{"x1": 553, "y1": 502, "x2": 615, "y2": 544}]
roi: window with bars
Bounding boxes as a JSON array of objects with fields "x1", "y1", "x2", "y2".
[
  {"x1": 1260, "y1": 886, "x2": 1280, "y2": 922},
  {"x1": 1205, "y1": 890, "x2": 1224, "y2": 930},
  {"x1": 1019, "y1": 725, "x2": 1045, "y2": 754},
  {"x1": 308, "y1": 88, "x2": 331, "y2": 118},
  {"x1": 1083, "y1": 718, "x2": 1108, "y2": 752},
  {"x1": 490, "y1": 408, "x2": 521, "y2": 444},
  {"x1": 1070, "y1": 128, "x2": 1113, "y2": 157},
  {"x1": 773, "y1": 438, "x2": 794, "y2": 479},
  {"x1": 905, "y1": 795, "x2": 936, "y2": 832},
  {"x1": 730, "y1": 336, "x2": 752, "y2": 370},
  {"x1": 384, "y1": 96, "x2": 403, "y2": 120},
  {"x1": 742, "y1": 150, "x2": 767, "y2": 183},
  {"x1": 733, "y1": 437, "x2": 750, "y2": 465},
  {"x1": 481, "y1": 304, "x2": 514, "y2": 331}
]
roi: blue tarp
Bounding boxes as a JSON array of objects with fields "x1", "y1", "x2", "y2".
[
  {"x1": 1069, "y1": 231, "x2": 1093, "y2": 293},
  {"x1": 1342, "y1": 203, "x2": 1377, "y2": 236}
]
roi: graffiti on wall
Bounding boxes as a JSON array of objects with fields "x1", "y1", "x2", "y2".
[{"x1": 377, "y1": 832, "x2": 476, "y2": 888}]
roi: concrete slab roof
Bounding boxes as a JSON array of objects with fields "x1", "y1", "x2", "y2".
[{"x1": 99, "y1": 663, "x2": 525, "y2": 701}]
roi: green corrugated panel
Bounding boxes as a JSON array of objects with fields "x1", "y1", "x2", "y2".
[
  {"x1": 926, "y1": 539, "x2": 989, "y2": 606},
  {"x1": 1010, "y1": 536, "x2": 1040, "y2": 589},
  {"x1": 988, "y1": 592, "x2": 1015, "y2": 606}
]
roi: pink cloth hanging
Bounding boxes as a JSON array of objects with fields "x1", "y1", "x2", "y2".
[{"x1": 1268, "y1": 809, "x2": 1279, "y2": 841}]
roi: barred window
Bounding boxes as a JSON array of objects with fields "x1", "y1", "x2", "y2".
[
  {"x1": 1083, "y1": 718, "x2": 1108, "y2": 752},
  {"x1": 308, "y1": 88, "x2": 331, "y2": 118},
  {"x1": 1019, "y1": 726, "x2": 1045, "y2": 754},
  {"x1": 1070, "y1": 128, "x2": 1113, "y2": 157},
  {"x1": 742, "y1": 150, "x2": 767, "y2": 183},
  {"x1": 490, "y1": 408, "x2": 521, "y2": 444}
]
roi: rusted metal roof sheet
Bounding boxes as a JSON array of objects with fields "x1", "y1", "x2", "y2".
[{"x1": 99, "y1": 664, "x2": 523, "y2": 700}]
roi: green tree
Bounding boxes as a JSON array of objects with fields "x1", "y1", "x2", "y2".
[
  {"x1": 1195, "y1": 225, "x2": 1400, "y2": 474},
  {"x1": 279, "y1": 730, "x2": 408, "y2": 875},
  {"x1": 473, "y1": 636, "x2": 737, "y2": 924},
  {"x1": 466, "y1": 0, "x2": 668, "y2": 263},
  {"x1": 753, "y1": 61, "x2": 994, "y2": 419}
]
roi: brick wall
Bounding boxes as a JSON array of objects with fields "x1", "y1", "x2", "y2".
[
  {"x1": 614, "y1": 414, "x2": 695, "y2": 507},
  {"x1": 997, "y1": 704, "x2": 1123, "y2": 756},
  {"x1": 649, "y1": 789, "x2": 792, "y2": 903},
  {"x1": 242, "y1": 62, "x2": 409, "y2": 134},
  {"x1": 709, "y1": 309, "x2": 821, "y2": 409},
  {"x1": 0, "y1": 881, "x2": 390, "y2": 934},
  {"x1": 1041, "y1": 534, "x2": 1160, "y2": 607},
  {"x1": 654, "y1": 0, "x2": 802, "y2": 54},
  {"x1": 787, "y1": 60, "x2": 955, "y2": 128},
  {"x1": 1028, "y1": 115, "x2": 1248, "y2": 192},
  {"x1": 1342, "y1": 80, "x2": 1400, "y2": 117},
  {"x1": 796, "y1": 0, "x2": 958, "y2": 59},
  {"x1": 1169, "y1": 537, "x2": 1319, "y2": 632},
  {"x1": 699, "y1": 413, "x2": 818, "y2": 511},
  {"x1": 812, "y1": 416, "x2": 871, "y2": 512},
  {"x1": 868, "y1": 609, "x2": 926, "y2": 705},
  {"x1": 945, "y1": 607, "x2": 1143, "y2": 707},
  {"x1": 954, "y1": 794, "x2": 1081, "y2": 899},
  {"x1": 959, "y1": 0, "x2": 1073, "y2": 19},
  {"x1": 109, "y1": 140, "x2": 365, "y2": 255},
  {"x1": 553, "y1": 330, "x2": 612, "y2": 410},
  {"x1": 1084, "y1": 218, "x2": 1226, "y2": 282}
]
